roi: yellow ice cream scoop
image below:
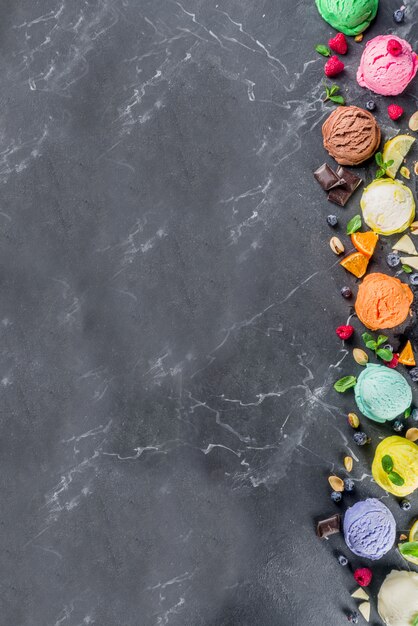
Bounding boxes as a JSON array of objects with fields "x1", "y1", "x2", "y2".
[{"x1": 372, "y1": 436, "x2": 418, "y2": 497}]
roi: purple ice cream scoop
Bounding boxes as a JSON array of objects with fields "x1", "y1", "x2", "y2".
[{"x1": 343, "y1": 498, "x2": 396, "y2": 560}]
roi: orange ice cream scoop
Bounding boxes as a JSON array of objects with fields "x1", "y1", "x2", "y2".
[{"x1": 355, "y1": 273, "x2": 413, "y2": 330}]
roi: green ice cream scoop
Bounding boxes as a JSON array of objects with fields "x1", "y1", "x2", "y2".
[
  {"x1": 355, "y1": 364, "x2": 412, "y2": 423},
  {"x1": 315, "y1": 0, "x2": 379, "y2": 35}
]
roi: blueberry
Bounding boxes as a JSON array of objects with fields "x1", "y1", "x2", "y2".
[
  {"x1": 400, "y1": 499, "x2": 411, "y2": 511},
  {"x1": 411, "y1": 408, "x2": 418, "y2": 422},
  {"x1": 409, "y1": 367, "x2": 418, "y2": 383},
  {"x1": 393, "y1": 8, "x2": 405, "y2": 23},
  {"x1": 387, "y1": 252, "x2": 401, "y2": 268},
  {"x1": 366, "y1": 100, "x2": 376, "y2": 111},
  {"x1": 344, "y1": 478, "x2": 355, "y2": 492},
  {"x1": 341, "y1": 286, "x2": 352, "y2": 299},
  {"x1": 393, "y1": 419, "x2": 404, "y2": 432},
  {"x1": 347, "y1": 611, "x2": 359, "y2": 624},
  {"x1": 353, "y1": 431, "x2": 369, "y2": 446},
  {"x1": 331, "y1": 490, "x2": 342, "y2": 503},
  {"x1": 410, "y1": 273, "x2": 418, "y2": 285},
  {"x1": 338, "y1": 554, "x2": 348, "y2": 566},
  {"x1": 327, "y1": 214, "x2": 338, "y2": 227}
]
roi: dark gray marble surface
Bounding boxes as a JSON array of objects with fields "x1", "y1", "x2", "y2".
[{"x1": 3, "y1": 1, "x2": 418, "y2": 624}]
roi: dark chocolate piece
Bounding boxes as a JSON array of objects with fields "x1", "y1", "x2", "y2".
[
  {"x1": 314, "y1": 163, "x2": 342, "y2": 191},
  {"x1": 336, "y1": 166, "x2": 362, "y2": 193},
  {"x1": 328, "y1": 167, "x2": 363, "y2": 206},
  {"x1": 327, "y1": 186, "x2": 352, "y2": 207},
  {"x1": 316, "y1": 514, "x2": 341, "y2": 538}
]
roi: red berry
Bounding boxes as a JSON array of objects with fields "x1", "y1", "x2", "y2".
[
  {"x1": 385, "y1": 353, "x2": 399, "y2": 368},
  {"x1": 336, "y1": 325, "x2": 354, "y2": 340},
  {"x1": 329, "y1": 33, "x2": 348, "y2": 55},
  {"x1": 324, "y1": 55, "x2": 345, "y2": 77},
  {"x1": 354, "y1": 568, "x2": 373, "y2": 587},
  {"x1": 387, "y1": 38, "x2": 403, "y2": 56},
  {"x1": 388, "y1": 104, "x2": 404, "y2": 120}
]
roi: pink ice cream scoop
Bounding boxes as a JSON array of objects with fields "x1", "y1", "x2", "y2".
[{"x1": 357, "y1": 35, "x2": 418, "y2": 95}]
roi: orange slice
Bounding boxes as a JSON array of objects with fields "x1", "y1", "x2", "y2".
[
  {"x1": 351, "y1": 231, "x2": 379, "y2": 259},
  {"x1": 399, "y1": 340, "x2": 416, "y2": 366},
  {"x1": 340, "y1": 252, "x2": 369, "y2": 278}
]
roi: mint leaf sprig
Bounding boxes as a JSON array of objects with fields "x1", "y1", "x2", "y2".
[
  {"x1": 381, "y1": 454, "x2": 405, "y2": 486},
  {"x1": 334, "y1": 375, "x2": 357, "y2": 392},
  {"x1": 362, "y1": 332, "x2": 393, "y2": 362},
  {"x1": 402, "y1": 264, "x2": 413, "y2": 274},
  {"x1": 346, "y1": 214, "x2": 362, "y2": 235},
  {"x1": 323, "y1": 83, "x2": 345, "y2": 105},
  {"x1": 315, "y1": 44, "x2": 331, "y2": 57},
  {"x1": 375, "y1": 152, "x2": 394, "y2": 179}
]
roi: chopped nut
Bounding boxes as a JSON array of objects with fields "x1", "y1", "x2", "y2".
[
  {"x1": 414, "y1": 162, "x2": 418, "y2": 176},
  {"x1": 409, "y1": 111, "x2": 418, "y2": 131},
  {"x1": 410, "y1": 221, "x2": 418, "y2": 229},
  {"x1": 328, "y1": 475, "x2": 345, "y2": 492},
  {"x1": 353, "y1": 348, "x2": 368, "y2": 366},
  {"x1": 344, "y1": 456, "x2": 353, "y2": 472},
  {"x1": 400, "y1": 166, "x2": 411, "y2": 179},
  {"x1": 348, "y1": 412, "x2": 360, "y2": 428},
  {"x1": 330, "y1": 236, "x2": 344, "y2": 255},
  {"x1": 400, "y1": 533, "x2": 408, "y2": 541},
  {"x1": 354, "y1": 34, "x2": 363, "y2": 42},
  {"x1": 406, "y1": 427, "x2": 418, "y2": 442}
]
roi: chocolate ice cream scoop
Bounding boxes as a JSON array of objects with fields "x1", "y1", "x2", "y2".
[{"x1": 322, "y1": 106, "x2": 381, "y2": 166}]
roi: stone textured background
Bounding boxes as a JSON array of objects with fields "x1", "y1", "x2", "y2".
[{"x1": 2, "y1": 1, "x2": 417, "y2": 624}]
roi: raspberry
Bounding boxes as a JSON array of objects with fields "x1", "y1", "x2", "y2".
[
  {"x1": 388, "y1": 104, "x2": 404, "y2": 120},
  {"x1": 336, "y1": 325, "x2": 354, "y2": 340},
  {"x1": 324, "y1": 55, "x2": 345, "y2": 77},
  {"x1": 329, "y1": 33, "x2": 348, "y2": 55},
  {"x1": 354, "y1": 568, "x2": 372, "y2": 587},
  {"x1": 385, "y1": 353, "x2": 399, "y2": 368},
  {"x1": 387, "y1": 38, "x2": 403, "y2": 56}
]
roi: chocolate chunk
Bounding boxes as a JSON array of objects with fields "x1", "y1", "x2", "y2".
[
  {"x1": 336, "y1": 166, "x2": 362, "y2": 193},
  {"x1": 328, "y1": 167, "x2": 363, "y2": 206},
  {"x1": 314, "y1": 163, "x2": 343, "y2": 191},
  {"x1": 316, "y1": 514, "x2": 341, "y2": 538},
  {"x1": 327, "y1": 186, "x2": 353, "y2": 207}
]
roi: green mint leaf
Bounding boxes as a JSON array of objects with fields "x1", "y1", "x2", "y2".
[
  {"x1": 388, "y1": 471, "x2": 405, "y2": 486},
  {"x1": 329, "y1": 85, "x2": 339, "y2": 95},
  {"x1": 377, "y1": 348, "x2": 394, "y2": 362},
  {"x1": 330, "y1": 95, "x2": 345, "y2": 104},
  {"x1": 402, "y1": 264, "x2": 413, "y2": 274},
  {"x1": 376, "y1": 335, "x2": 388, "y2": 346},
  {"x1": 381, "y1": 455, "x2": 394, "y2": 473},
  {"x1": 365, "y1": 340, "x2": 377, "y2": 350},
  {"x1": 411, "y1": 613, "x2": 418, "y2": 626},
  {"x1": 375, "y1": 152, "x2": 383, "y2": 166},
  {"x1": 316, "y1": 44, "x2": 331, "y2": 57},
  {"x1": 386, "y1": 159, "x2": 394, "y2": 167},
  {"x1": 375, "y1": 169, "x2": 385, "y2": 179},
  {"x1": 334, "y1": 376, "x2": 357, "y2": 393},
  {"x1": 405, "y1": 406, "x2": 412, "y2": 418},
  {"x1": 398, "y1": 541, "x2": 418, "y2": 559},
  {"x1": 362, "y1": 332, "x2": 374, "y2": 344},
  {"x1": 346, "y1": 214, "x2": 362, "y2": 235}
]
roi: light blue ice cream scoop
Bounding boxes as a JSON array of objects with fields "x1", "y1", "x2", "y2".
[{"x1": 354, "y1": 363, "x2": 412, "y2": 423}]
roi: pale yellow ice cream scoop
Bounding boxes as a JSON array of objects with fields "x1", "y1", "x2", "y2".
[{"x1": 378, "y1": 569, "x2": 418, "y2": 626}]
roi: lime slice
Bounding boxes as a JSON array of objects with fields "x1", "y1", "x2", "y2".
[
  {"x1": 409, "y1": 519, "x2": 418, "y2": 543},
  {"x1": 383, "y1": 135, "x2": 415, "y2": 179}
]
